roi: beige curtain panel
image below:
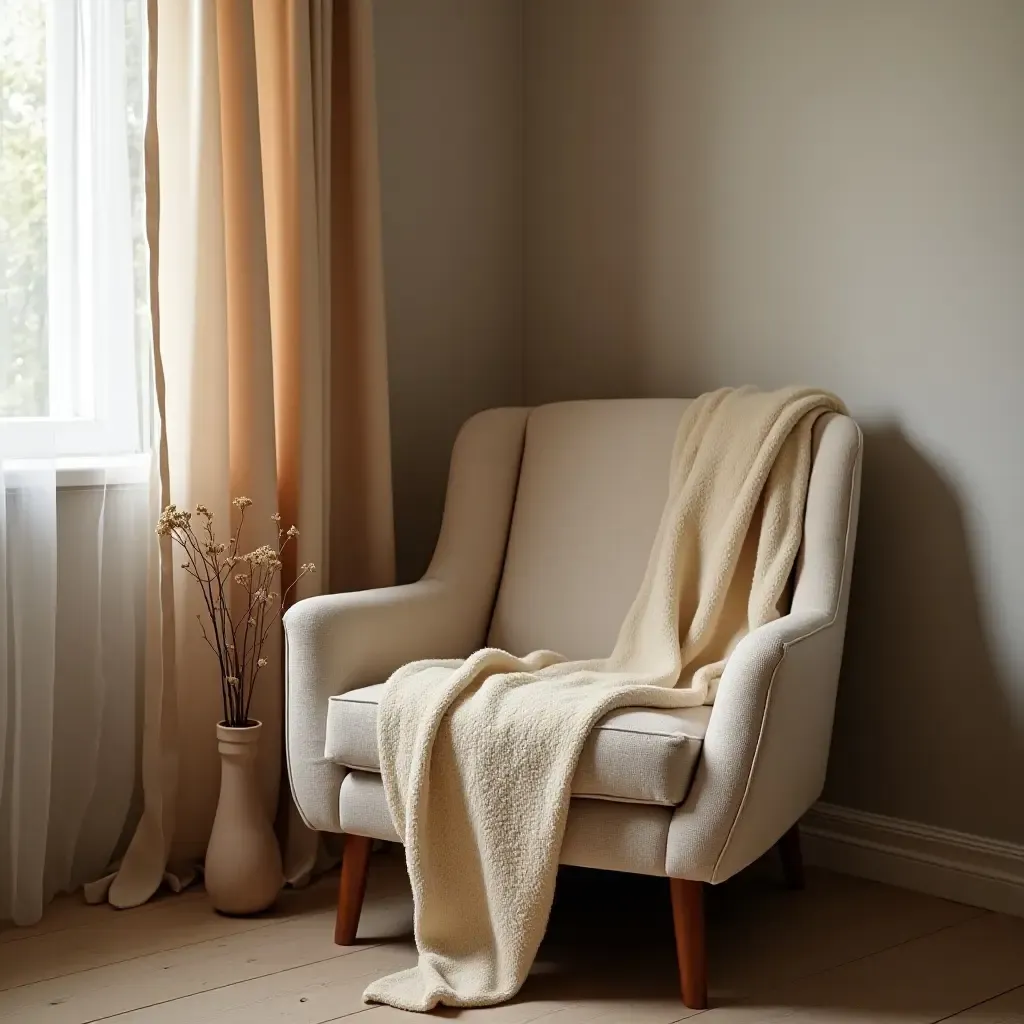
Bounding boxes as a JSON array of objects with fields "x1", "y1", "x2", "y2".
[{"x1": 88, "y1": 0, "x2": 394, "y2": 909}]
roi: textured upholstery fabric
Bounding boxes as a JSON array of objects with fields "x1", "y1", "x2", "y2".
[
  {"x1": 284, "y1": 408, "x2": 530, "y2": 832},
  {"x1": 708, "y1": 414, "x2": 863, "y2": 881},
  {"x1": 489, "y1": 400, "x2": 691, "y2": 659},
  {"x1": 285, "y1": 399, "x2": 862, "y2": 885},
  {"x1": 666, "y1": 413, "x2": 863, "y2": 881},
  {"x1": 339, "y1": 771, "x2": 672, "y2": 877},
  {"x1": 326, "y1": 682, "x2": 712, "y2": 806}
]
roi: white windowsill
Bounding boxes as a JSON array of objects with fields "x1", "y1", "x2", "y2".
[{"x1": 4, "y1": 453, "x2": 150, "y2": 489}]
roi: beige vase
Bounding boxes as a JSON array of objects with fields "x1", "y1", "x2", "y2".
[{"x1": 205, "y1": 721, "x2": 283, "y2": 915}]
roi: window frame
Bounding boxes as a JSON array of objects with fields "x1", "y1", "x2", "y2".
[{"x1": 0, "y1": 0, "x2": 146, "y2": 462}]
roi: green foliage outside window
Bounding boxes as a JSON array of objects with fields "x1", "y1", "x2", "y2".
[{"x1": 0, "y1": 0, "x2": 47, "y2": 417}]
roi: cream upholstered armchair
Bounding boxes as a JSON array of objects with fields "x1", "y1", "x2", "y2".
[{"x1": 284, "y1": 399, "x2": 862, "y2": 1009}]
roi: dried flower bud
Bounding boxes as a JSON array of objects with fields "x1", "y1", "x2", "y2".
[
  {"x1": 225, "y1": 675, "x2": 239, "y2": 685},
  {"x1": 270, "y1": 512, "x2": 282, "y2": 522},
  {"x1": 257, "y1": 657, "x2": 268, "y2": 667},
  {"x1": 242, "y1": 545, "x2": 281, "y2": 567},
  {"x1": 300, "y1": 562, "x2": 317, "y2": 573},
  {"x1": 234, "y1": 573, "x2": 248, "y2": 585},
  {"x1": 248, "y1": 617, "x2": 256, "y2": 626},
  {"x1": 155, "y1": 504, "x2": 192, "y2": 535},
  {"x1": 232, "y1": 496, "x2": 253, "y2": 510},
  {"x1": 195, "y1": 504, "x2": 213, "y2": 519},
  {"x1": 286, "y1": 525, "x2": 299, "y2": 538}
]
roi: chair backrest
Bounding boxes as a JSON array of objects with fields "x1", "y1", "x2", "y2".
[
  {"x1": 487, "y1": 398, "x2": 855, "y2": 659},
  {"x1": 487, "y1": 399, "x2": 689, "y2": 658}
]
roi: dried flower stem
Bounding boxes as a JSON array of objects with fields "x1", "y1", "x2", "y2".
[{"x1": 156, "y1": 500, "x2": 316, "y2": 727}]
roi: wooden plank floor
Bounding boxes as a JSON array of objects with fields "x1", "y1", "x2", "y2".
[{"x1": 2, "y1": 849, "x2": 1024, "y2": 1024}]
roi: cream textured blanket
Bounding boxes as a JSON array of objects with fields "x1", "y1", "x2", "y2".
[{"x1": 366, "y1": 387, "x2": 843, "y2": 1011}]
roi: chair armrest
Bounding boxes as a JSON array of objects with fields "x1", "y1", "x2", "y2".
[
  {"x1": 667, "y1": 411, "x2": 861, "y2": 882},
  {"x1": 285, "y1": 580, "x2": 484, "y2": 831},
  {"x1": 285, "y1": 406, "x2": 531, "y2": 832},
  {"x1": 666, "y1": 610, "x2": 843, "y2": 881}
]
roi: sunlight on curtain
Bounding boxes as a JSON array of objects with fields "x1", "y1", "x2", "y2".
[{"x1": 0, "y1": 0, "x2": 151, "y2": 926}]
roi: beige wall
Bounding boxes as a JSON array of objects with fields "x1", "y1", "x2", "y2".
[
  {"x1": 374, "y1": 0, "x2": 524, "y2": 581},
  {"x1": 525, "y1": 1, "x2": 1024, "y2": 842}
]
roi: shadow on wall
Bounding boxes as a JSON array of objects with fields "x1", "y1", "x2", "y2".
[
  {"x1": 824, "y1": 424, "x2": 1020, "y2": 840},
  {"x1": 522, "y1": 0, "x2": 1024, "y2": 844},
  {"x1": 526, "y1": 2, "x2": 775, "y2": 404},
  {"x1": 525, "y1": 3, "x2": 667, "y2": 403}
]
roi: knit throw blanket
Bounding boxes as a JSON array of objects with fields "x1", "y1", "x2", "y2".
[{"x1": 365, "y1": 386, "x2": 844, "y2": 1011}]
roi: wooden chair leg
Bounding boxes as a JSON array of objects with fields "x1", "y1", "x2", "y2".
[
  {"x1": 335, "y1": 834, "x2": 373, "y2": 945},
  {"x1": 778, "y1": 823, "x2": 805, "y2": 890},
  {"x1": 669, "y1": 878, "x2": 708, "y2": 1010}
]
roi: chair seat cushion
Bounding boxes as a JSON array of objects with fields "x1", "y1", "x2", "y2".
[{"x1": 325, "y1": 683, "x2": 711, "y2": 806}]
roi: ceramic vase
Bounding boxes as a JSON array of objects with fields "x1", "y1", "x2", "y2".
[{"x1": 205, "y1": 720, "x2": 283, "y2": 914}]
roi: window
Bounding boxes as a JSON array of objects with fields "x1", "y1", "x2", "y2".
[{"x1": 0, "y1": 0, "x2": 149, "y2": 460}]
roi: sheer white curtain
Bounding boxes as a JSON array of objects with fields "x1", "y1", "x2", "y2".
[{"x1": 0, "y1": 0, "x2": 150, "y2": 925}]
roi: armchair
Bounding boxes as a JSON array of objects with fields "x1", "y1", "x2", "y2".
[{"x1": 285, "y1": 398, "x2": 862, "y2": 1009}]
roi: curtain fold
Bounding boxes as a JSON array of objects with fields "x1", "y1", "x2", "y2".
[
  {"x1": 1, "y1": 0, "x2": 150, "y2": 927},
  {"x1": 330, "y1": 0, "x2": 395, "y2": 595},
  {"x1": 0, "y1": 466, "x2": 58, "y2": 925},
  {"x1": 94, "y1": 0, "x2": 394, "y2": 909},
  {"x1": 1, "y1": 467, "x2": 152, "y2": 925}
]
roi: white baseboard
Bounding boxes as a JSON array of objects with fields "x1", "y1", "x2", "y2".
[{"x1": 802, "y1": 802, "x2": 1024, "y2": 918}]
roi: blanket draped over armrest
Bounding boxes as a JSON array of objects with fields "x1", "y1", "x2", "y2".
[{"x1": 365, "y1": 386, "x2": 844, "y2": 1011}]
